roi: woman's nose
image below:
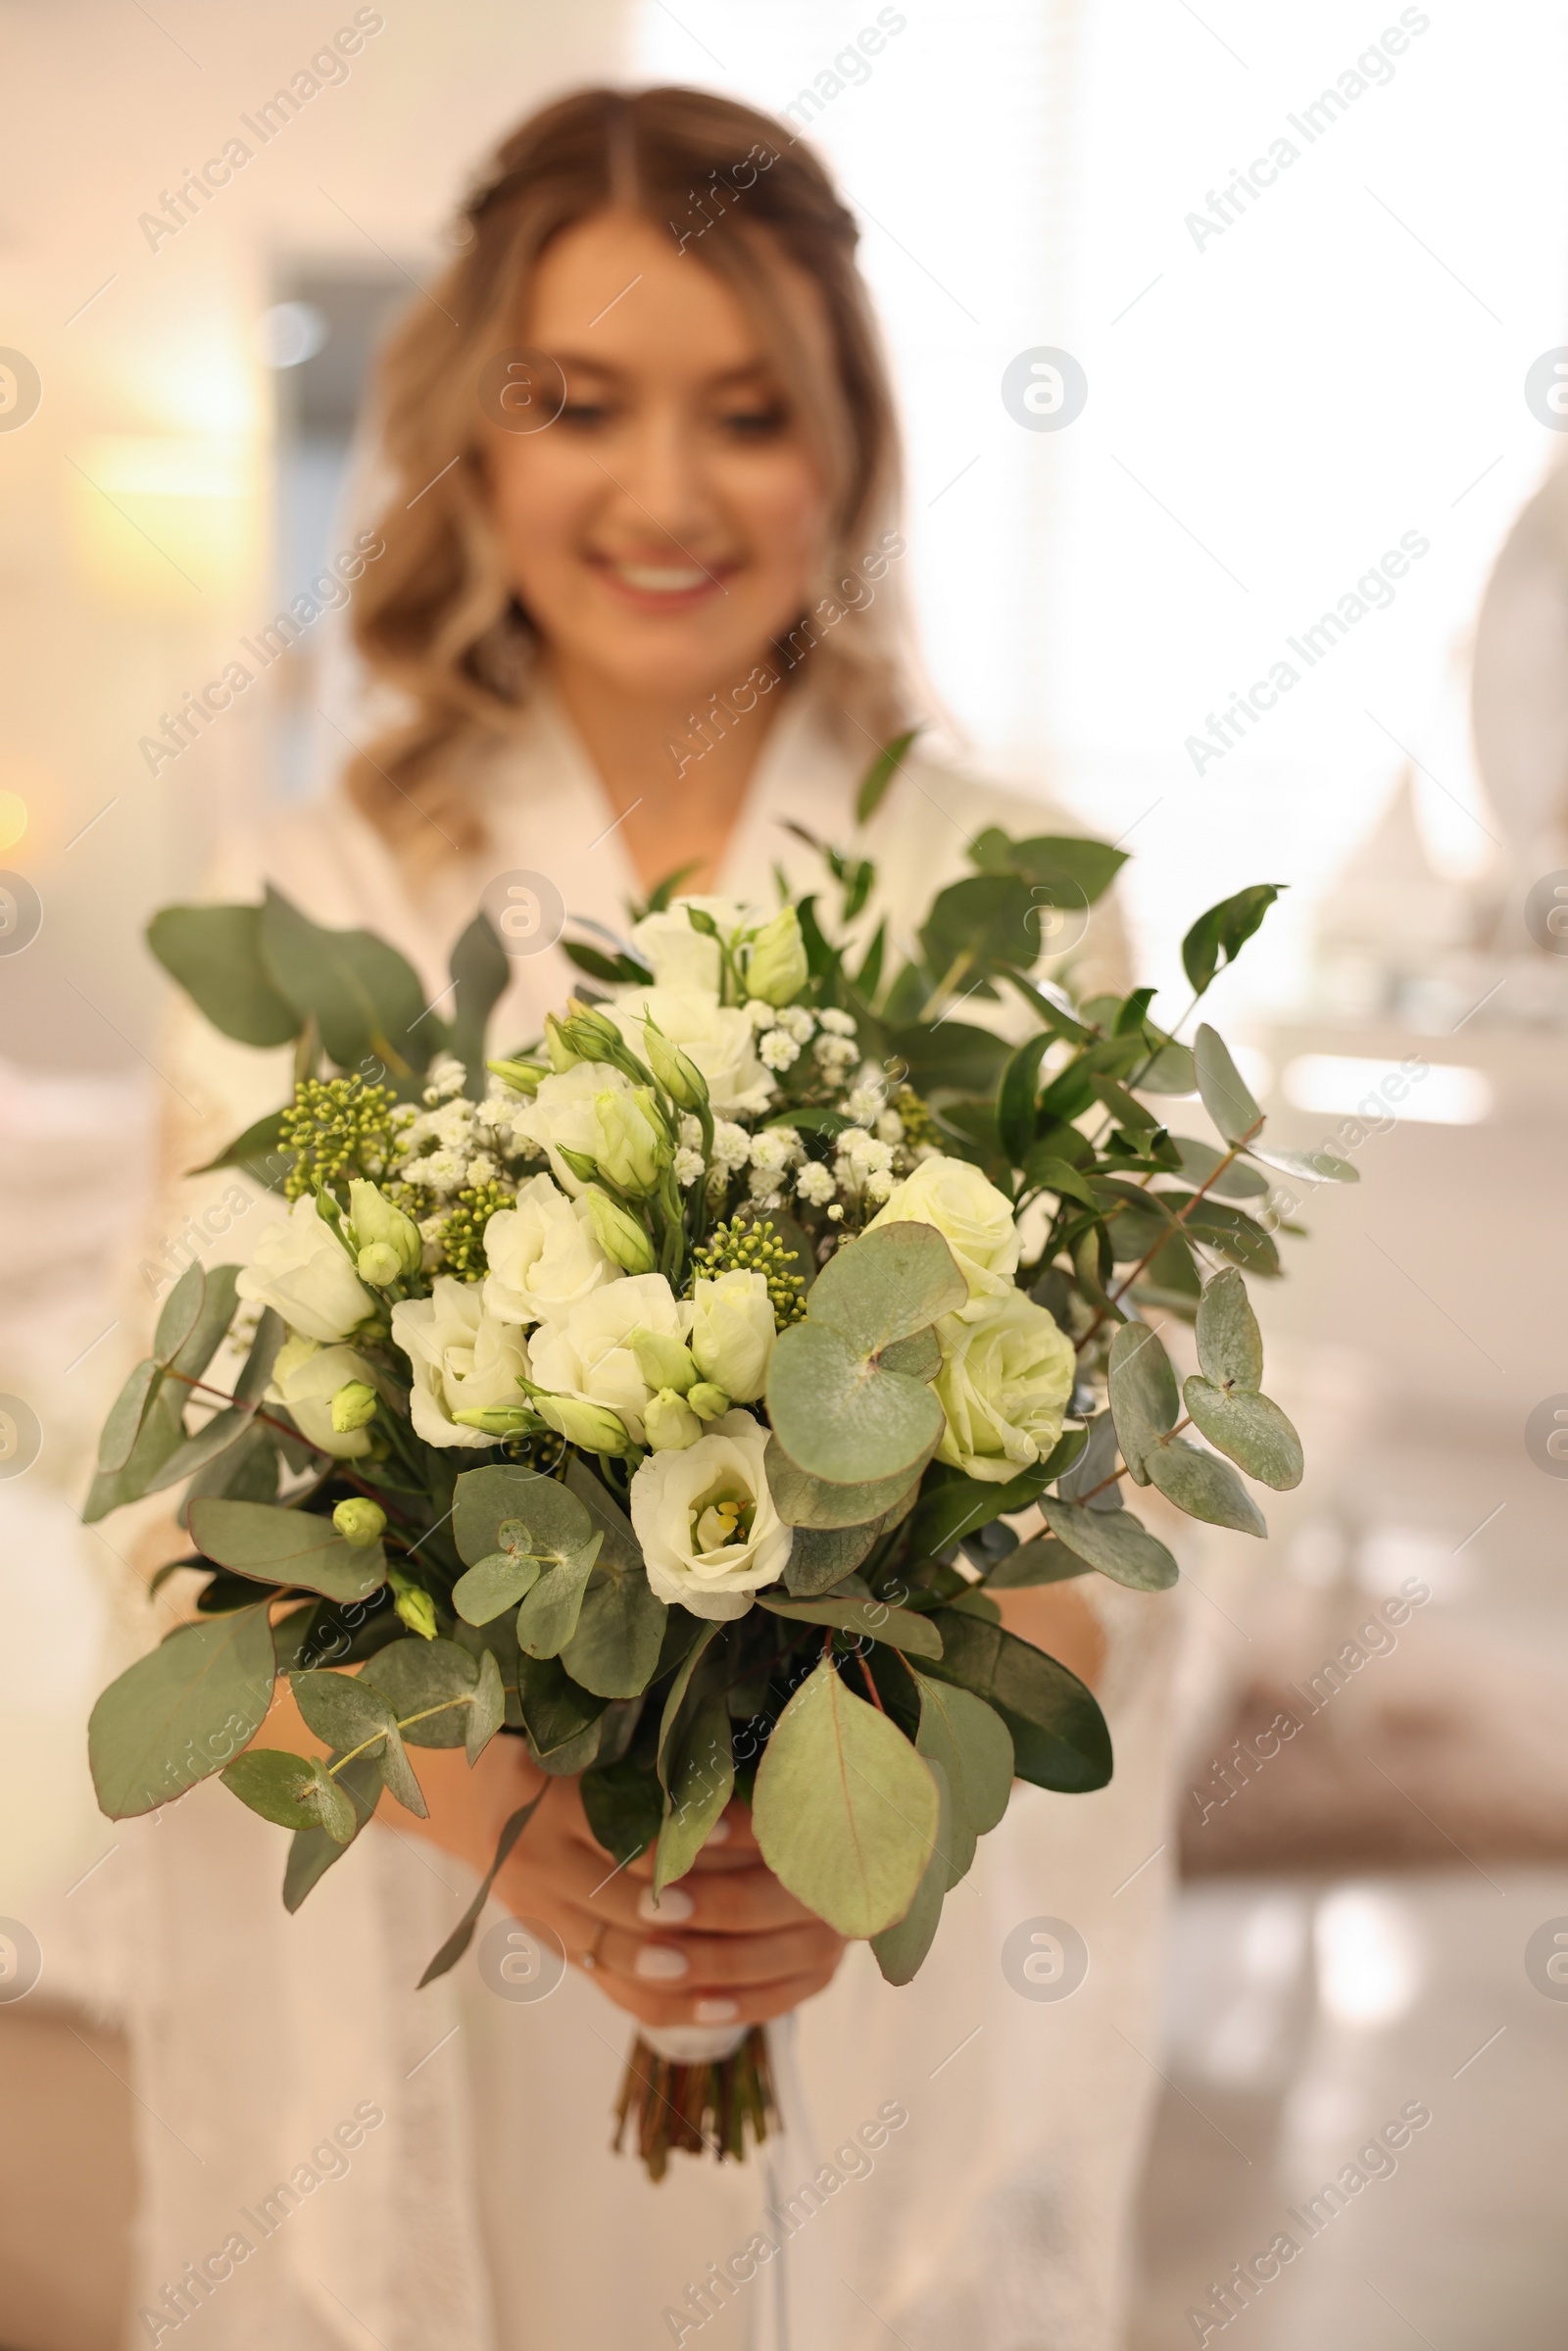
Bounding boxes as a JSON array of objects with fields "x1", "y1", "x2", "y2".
[{"x1": 600, "y1": 406, "x2": 717, "y2": 549}]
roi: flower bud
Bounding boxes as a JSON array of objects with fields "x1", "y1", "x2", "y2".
[
  {"x1": 487, "y1": 1056, "x2": 548, "y2": 1095},
  {"x1": 347, "y1": 1179, "x2": 421, "y2": 1280},
  {"x1": 642, "y1": 1019, "x2": 709, "y2": 1113},
  {"x1": 531, "y1": 1391, "x2": 639, "y2": 1455},
  {"x1": 544, "y1": 1014, "x2": 580, "y2": 1074},
  {"x1": 389, "y1": 1567, "x2": 438, "y2": 1641},
  {"x1": 746, "y1": 907, "x2": 809, "y2": 1006},
  {"x1": 592, "y1": 1087, "x2": 668, "y2": 1197},
  {"x1": 645, "y1": 1388, "x2": 703, "y2": 1451},
  {"x1": 688, "y1": 1269, "x2": 777, "y2": 1403},
  {"x1": 562, "y1": 1003, "x2": 627, "y2": 1063},
  {"x1": 628, "y1": 1324, "x2": 698, "y2": 1394},
  {"x1": 332, "y1": 1497, "x2": 386, "y2": 1546},
  {"x1": 329, "y1": 1381, "x2": 379, "y2": 1434},
  {"x1": 686, "y1": 1382, "x2": 730, "y2": 1421},
  {"x1": 584, "y1": 1186, "x2": 657, "y2": 1275},
  {"x1": 452, "y1": 1404, "x2": 537, "y2": 1437}
]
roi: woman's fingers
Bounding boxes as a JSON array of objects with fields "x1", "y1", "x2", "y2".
[
  {"x1": 565, "y1": 1915, "x2": 842, "y2": 1994},
  {"x1": 581, "y1": 1959, "x2": 843, "y2": 2034}
]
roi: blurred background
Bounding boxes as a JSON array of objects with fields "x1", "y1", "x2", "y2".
[{"x1": 2, "y1": 2, "x2": 1567, "y2": 2344}]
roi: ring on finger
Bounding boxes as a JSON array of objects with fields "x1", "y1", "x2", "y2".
[{"x1": 581, "y1": 1919, "x2": 609, "y2": 1974}]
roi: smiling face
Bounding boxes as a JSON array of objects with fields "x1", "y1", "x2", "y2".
[{"x1": 481, "y1": 209, "x2": 832, "y2": 710}]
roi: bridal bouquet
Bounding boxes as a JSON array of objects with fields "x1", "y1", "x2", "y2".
[{"x1": 86, "y1": 759, "x2": 1346, "y2": 2175}]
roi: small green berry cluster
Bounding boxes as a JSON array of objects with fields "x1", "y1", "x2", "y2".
[
  {"x1": 280, "y1": 1078, "x2": 399, "y2": 1201},
  {"x1": 690, "y1": 1216, "x2": 808, "y2": 1325},
  {"x1": 433, "y1": 1181, "x2": 512, "y2": 1280},
  {"x1": 893, "y1": 1085, "x2": 942, "y2": 1154}
]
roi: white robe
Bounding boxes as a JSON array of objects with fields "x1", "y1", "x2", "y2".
[{"x1": 115, "y1": 688, "x2": 1187, "y2": 2351}]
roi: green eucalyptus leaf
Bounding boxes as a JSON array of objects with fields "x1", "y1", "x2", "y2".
[
  {"x1": 359, "y1": 1637, "x2": 479, "y2": 1747},
  {"x1": 97, "y1": 1359, "x2": 163, "y2": 1475},
  {"x1": 221, "y1": 1747, "x2": 356, "y2": 1842},
  {"x1": 1136, "y1": 1042, "x2": 1198, "y2": 1095},
  {"x1": 912, "y1": 1674, "x2": 1013, "y2": 1887},
  {"x1": 1194, "y1": 1025, "x2": 1263, "y2": 1145},
  {"x1": 1182, "y1": 1377, "x2": 1302, "y2": 1491},
  {"x1": 655, "y1": 1694, "x2": 734, "y2": 1895},
  {"x1": 281, "y1": 1753, "x2": 383, "y2": 1909},
  {"x1": 515, "y1": 1532, "x2": 603, "y2": 1659},
  {"x1": 767, "y1": 1324, "x2": 944, "y2": 1486},
  {"x1": 855, "y1": 725, "x2": 921, "y2": 824},
  {"x1": 558, "y1": 1463, "x2": 667, "y2": 1697},
  {"x1": 984, "y1": 1536, "x2": 1092, "y2": 1587},
  {"x1": 765, "y1": 1437, "x2": 925, "y2": 1532},
  {"x1": 449, "y1": 911, "x2": 509, "y2": 1100},
  {"x1": 1195, "y1": 1265, "x2": 1263, "y2": 1393},
  {"x1": 290, "y1": 1669, "x2": 428, "y2": 1817},
  {"x1": 870, "y1": 1757, "x2": 950, "y2": 1984},
  {"x1": 260, "y1": 884, "x2": 431, "y2": 1078},
  {"x1": 187, "y1": 1499, "x2": 386, "y2": 1603},
  {"x1": 784, "y1": 1517, "x2": 885, "y2": 1595},
  {"x1": 453, "y1": 1550, "x2": 542, "y2": 1624},
  {"x1": 466, "y1": 1647, "x2": 506, "y2": 1763},
  {"x1": 1181, "y1": 884, "x2": 1285, "y2": 996},
  {"x1": 517, "y1": 1653, "x2": 608, "y2": 1769},
  {"x1": 581, "y1": 1753, "x2": 664, "y2": 1872},
  {"x1": 998, "y1": 1033, "x2": 1055, "y2": 1167},
  {"x1": 1171, "y1": 1138, "x2": 1269, "y2": 1200},
  {"x1": 1145, "y1": 1438, "x2": 1266, "y2": 1535},
  {"x1": 1106, "y1": 1320, "x2": 1180, "y2": 1487},
  {"x1": 922, "y1": 1610, "x2": 1111, "y2": 1791},
  {"x1": 453, "y1": 1463, "x2": 594, "y2": 1569},
  {"x1": 88, "y1": 1603, "x2": 276, "y2": 1819},
  {"x1": 1038, "y1": 1498, "x2": 1179, "y2": 1590},
  {"x1": 756, "y1": 1594, "x2": 943, "y2": 1658},
  {"x1": 808, "y1": 1220, "x2": 967, "y2": 1350},
  {"x1": 1248, "y1": 1141, "x2": 1358, "y2": 1184},
  {"x1": 417, "y1": 1789, "x2": 549, "y2": 1986},
  {"x1": 147, "y1": 903, "x2": 301, "y2": 1048},
  {"x1": 752, "y1": 1658, "x2": 939, "y2": 1937}
]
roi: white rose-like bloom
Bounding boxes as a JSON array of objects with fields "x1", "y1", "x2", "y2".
[
  {"x1": 630, "y1": 1408, "x2": 792, "y2": 1619},
  {"x1": 390, "y1": 1277, "x2": 530, "y2": 1449},
  {"x1": 934, "y1": 1292, "x2": 1076, "y2": 1482},
  {"x1": 235, "y1": 1197, "x2": 375, "y2": 1344},
  {"x1": 511, "y1": 1061, "x2": 639, "y2": 1196},
  {"x1": 526, "y1": 1272, "x2": 685, "y2": 1446},
  {"x1": 610, "y1": 983, "x2": 771, "y2": 1117},
  {"x1": 482, "y1": 1172, "x2": 620, "y2": 1328},
  {"x1": 866, "y1": 1152, "x2": 1021, "y2": 1310},
  {"x1": 269, "y1": 1337, "x2": 381, "y2": 1459},
  {"x1": 630, "y1": 898, "x2": 753, "y2": 992},
  {"x1": 686, "y1": 1268, "x2": 776, "y2": 1402}
]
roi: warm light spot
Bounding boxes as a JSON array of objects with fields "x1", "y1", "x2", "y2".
[{"x1": 0, "y1": 792, "x2": 26, "y2": 853}]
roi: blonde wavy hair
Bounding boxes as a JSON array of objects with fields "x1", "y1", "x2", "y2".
[{"x1": 345, "y1": 83, "x2": 917, "y2": 861}]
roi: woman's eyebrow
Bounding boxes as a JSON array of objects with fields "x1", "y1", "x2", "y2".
[{"x1": 547, "y1": 349, "x2": 778, "y2": 392}]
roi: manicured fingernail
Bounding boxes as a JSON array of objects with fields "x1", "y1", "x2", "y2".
[
  {"x1": 694, "y1": 1997, "x2": 738, "y2": 2024},
  {"x1": 704, "y1": 1817, "x2": 730, "y2": 1844},
  {"x1": 638, "y1": 1886, "x2": 694, "y2": 1923},
  {"x1": 634, "y1": 1944, "x2": 690, "y2": 1982}
]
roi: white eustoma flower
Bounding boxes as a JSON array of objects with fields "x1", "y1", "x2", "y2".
[
  {"x1": 866, "y1": 1152, "x2": 1021, "y2": 1309},
  {"x1": 610, "y1": 983, "x2": 771, "y2": 1117},
  {"x1": 482, "y1": 1171, "x2": 620, "y2": 1328},
  {"x1": 235, "y1": 1197, "x2": 375, "y2": 1345},
  {"x1": 686, "y1": 1268, "x2": 777, "y2": 1402},
  {"x1": 934, "y1": 1291, "x2": 1076, "y2": 1481},
  {"x1": 268, "y1": 1337, "x2": 382, "y2": 1459},
  {"x1": 526, "y1": 1272, "x2": 686, "y2": 1446},
  {"x1": 630, "y1": 898, "x2": 753, "y2": 992},
  {"x1": 511, "y1": 1061, "x2": 642, "y2": 1196},
  {"x1": 629, "y1": 1408, "x2": 792, "y2": 1619},
  {"x1": 390, "y1": 1277, "x2": 530, "y2": 1448}
]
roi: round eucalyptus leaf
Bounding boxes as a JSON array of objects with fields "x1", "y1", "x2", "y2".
[
  {"x1": 807, "y1": 1221, "x2": 966, "y2": 1352},
  {"x1": 1106, "y1": 1320, "x2": 1179, "y2": 1486},
  {"x1": 1038, "y1": 1498, "x2": 1179, "y2": 1590},
  {"x1": 1195, "y1": 1266, "x2": 1263, "y2": 1394},
  {"x1": 767, "y1": 1322, "x2": 944, "y2": 1486},
  {"x1": 1182, "y1": 1376, "x2": 1302, "y2": 1491},
  {"x1": 1145, "y1": 1437, "x2": 1266, "y2": 1536}
]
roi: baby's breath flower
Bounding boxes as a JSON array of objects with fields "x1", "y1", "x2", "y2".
[
  {"x1": 748, "y1": 1171, "x2": 784, "y2": 1208},
  {"x1": 813, "y1": 1033, "x2": 858, "y2": 1076},
  {"x1": 844, "y1": 1085, "x2": 884, "y2": 1126},
  {"x1": 748, "y1": 1128, "x2": 794, "y2": 1173},
  {"x1": 674, "y1": 1146, "x2": 706, "y2": 1188},
  {"x1": 864, "y1": 1168, "x2": 896, "y2": 1204},
  {"x1": 826, "y1": 1201, "x2": 845, "y2": 1222},
  {"x1": 759, "y1": 1028, "x2": 801, "y2": 1072},
  {"x1": 710, "y1": 1120, "x2": 752, "y2": 1172},
  {"x1": 876, "y1": 1107, "x2": 906, "y2": 1144},
  {"x1": 678, "y1": 1112, "x2": 704, "y2": 1151},
  {"x1": 777, "y1": 1005, "x2": 815, "y2": 1044},
  {"x1": 420, "y1": 1150, "x2": 466, "y2": 1196},
  {"x1": 466, "y1": 1152, "x2": 499, "y2": 1186},
  {"x1": 745, "y1": 998, "x2": 779, "y2": 1030},
  {"x1": 795, "y1": 1161, "x2": 837, "y2": 1207},
  {"x1": 422, "y1": 1053, "x2": 466, "y2": 1104},
  {"x1": 818, "y1": 1008, "x2": 857, "y2": 1038}
]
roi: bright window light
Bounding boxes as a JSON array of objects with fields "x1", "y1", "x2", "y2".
[{"x1": 1283, "y1": 1054, "x2": 1493, "y2": 1125}]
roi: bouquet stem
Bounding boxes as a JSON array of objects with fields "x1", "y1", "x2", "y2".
[{"x1": 612, "y1": 2026, "x2": 778, "y2": 2182}]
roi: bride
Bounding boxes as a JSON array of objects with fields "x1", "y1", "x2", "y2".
[{"x1": 131, "y1": 83, "x2": 1187, "y2": 2351}]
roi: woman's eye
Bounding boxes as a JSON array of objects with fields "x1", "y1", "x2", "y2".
[
  {"x1": 560, "y1": 400, "x2": 612, "y2": 428},
  {"x1": 720, "y1": 406, "x2": 786, "y2": 439}
]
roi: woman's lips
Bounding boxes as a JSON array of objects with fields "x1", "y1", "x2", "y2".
[{"x1": 590, "y1": 554, "x2": 735, "y2": 611}]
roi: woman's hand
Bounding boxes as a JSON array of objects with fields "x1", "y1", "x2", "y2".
[{"x1": 403, "y1": 1734, "x2": 847, "y2": 2032}]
